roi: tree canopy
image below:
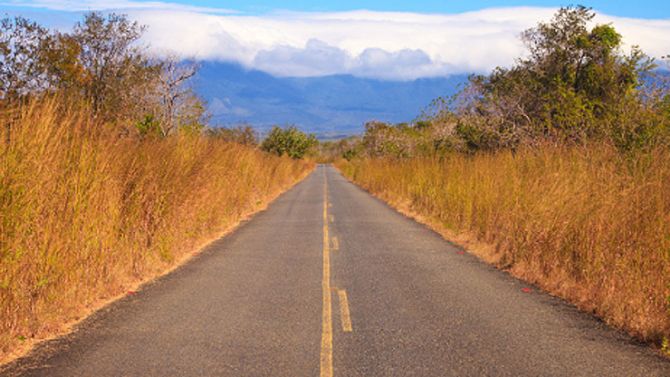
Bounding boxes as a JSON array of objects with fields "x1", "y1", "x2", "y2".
[
  {"x1": 454, "y1": 6, "x2": 664, "y2": 151},
  {"x1": 1, "y1": 12, "x2": 204, "y2": 136},
  {"x1": 261, "y1": 126, "x2": 317, "y2": 159}
]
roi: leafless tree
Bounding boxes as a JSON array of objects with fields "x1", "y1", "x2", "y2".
[{"x1": 156, "y1": 57, "x2": 200, "y2": 136}]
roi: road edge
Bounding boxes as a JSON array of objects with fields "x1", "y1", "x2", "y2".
[
  {"x1": 0, "y1": 166, "x2": 316, "y2": 370},
  {"x1": 331, "y1": 164, "x2": 670, "y2": 360}
]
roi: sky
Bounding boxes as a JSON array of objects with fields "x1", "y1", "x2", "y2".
[
  {"x1": 2, "y1": 1, "x2": 670, "y2": 80},
  {"x1": 125, "y1": 1, "x2": 670, "y2": 19}
]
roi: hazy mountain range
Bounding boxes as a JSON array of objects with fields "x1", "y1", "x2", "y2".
[{"x1": 193, "y1": 62, "x2": 469, "y2": 138}]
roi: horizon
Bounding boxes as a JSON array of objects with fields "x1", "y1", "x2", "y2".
[{"x1": 2, "y1": 1, "x2": 669, "y2": 134}]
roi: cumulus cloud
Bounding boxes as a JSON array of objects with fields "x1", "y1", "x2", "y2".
[
  {"x1": 129, "y1": 8, "x2": 670, "y2": 80},
  {"x1": 353, "y1": 48, "x2": 442, "y2": 80},
  {"x1": 252, "y1": 40, "x2": 448, "y2": 79},
  {"x1": 124, "y1": 7, "x2": 547, "y2": 79},
  {"x1": 254, "y1": 39, "x2": 349, "y2": 77},
  {"x1": 4, "y1": 2, "x2": 670, "y2": 80}
]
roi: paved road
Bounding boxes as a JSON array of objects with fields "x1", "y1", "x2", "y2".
[{"x1": 3, "y1": 165, "x2": 670, "y2": 376}]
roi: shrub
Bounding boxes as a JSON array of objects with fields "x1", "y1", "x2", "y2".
[{"x1": 261, "y1": 126, "x2": 317, "y2": 159}]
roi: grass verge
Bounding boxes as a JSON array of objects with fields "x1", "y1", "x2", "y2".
[
  {"x1": 336, "y1": 146, "x2": 670, "y2": 346},
  {"x1": 0, "y1": 98, "x2": 314, "y2": 362}
]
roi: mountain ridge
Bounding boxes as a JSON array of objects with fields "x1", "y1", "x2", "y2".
[{"x1": 193, "y1": 61, "x2": 468, "y2": 137}]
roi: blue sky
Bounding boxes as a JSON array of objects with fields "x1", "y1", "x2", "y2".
[
  {"x1": 162, "y1": 1, "x2": 670, "y2": 18},
  {"x1": 3, "y1": 1, "x2": 670, "y2": 18}
]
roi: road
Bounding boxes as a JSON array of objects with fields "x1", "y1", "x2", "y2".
[{"x1": 2, "y1": 165, "x2": 669, "y2": 376}]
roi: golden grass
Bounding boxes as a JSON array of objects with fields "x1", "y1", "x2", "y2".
[
  {"x1": 336, "y1": 146, "x2": 670, "y2": 343},
  {"x1": 0, "y1": 98, "x2": 313, "y2": 359}
]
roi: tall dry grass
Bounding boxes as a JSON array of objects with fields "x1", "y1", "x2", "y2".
[
  {"x1": 337, "y1": 146, "x2": 670, "y2": 343},
  {"x1": 0, "y1": 99, "x2": 313, "y2": 357}
]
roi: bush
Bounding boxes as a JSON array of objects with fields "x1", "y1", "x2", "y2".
[
  {"x1": 207, "y1": 125, "x2": 258, "y2": 146},
  {"x1": 261, "y1": 126, "x2": 317, "y2": 159}
]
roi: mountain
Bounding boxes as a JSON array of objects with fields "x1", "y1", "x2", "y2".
[{"x1": 192, "y1": 62, "x2": 469, "y2": 137}]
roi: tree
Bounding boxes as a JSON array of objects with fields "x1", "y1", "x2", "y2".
[
  {"x1": 1, "y1": 12, "x2": 208, "y2": 138},
  {"x1": 452, "y1": 6, "x2": 658, "y2": 150},
  {"x1": 156, "y1": 58, "x2": 202, "y2": 136},
  {"x1": 0, "y1": 17, "x2": 50, "y2": 98},
  {"x1": 40, "y1": 32, "x2": 87, "y2": 95},
  {"x1": 208, "y1": 125, "x2": 258, "y2": 146},
  {"x1": 72, "y1": 12, "x2": 160, "y2": 121},
  {"x1": 261, "y1": 126, "x2": 317, "y2": 159},
  {"x1": 361, "y1": 121, "x2": 414, "y2": 158}
]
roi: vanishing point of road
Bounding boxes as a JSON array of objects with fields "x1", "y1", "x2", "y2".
[{"x1": 2, "y1": 165, "x2": 669, "y2": 376}]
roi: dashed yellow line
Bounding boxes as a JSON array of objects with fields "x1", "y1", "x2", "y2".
[
  {"x1": 329, "y1": 214, "x2": 335, "y2": 223},
  {"x1": 320, "y1": 171, "x2": 333, "y2": 377},
  {"x1": 332, "y1": 236, "x2": 339, "y2": 251},
  {"x1": 337, "y1": 289, "x2": 353, "y2": 332}
]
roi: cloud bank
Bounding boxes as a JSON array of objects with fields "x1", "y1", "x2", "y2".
[
  {"x1": 131, "y1": 8, "x2": 670, "y2": 80},
  {"x1": 4, "y1": 2, "x2": 670, "y2": 80}
]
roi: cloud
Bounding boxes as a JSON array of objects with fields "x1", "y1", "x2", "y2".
[
  {"x1": 208, "y1": 97, "x2": 251, "y2": 117},
  {"x1": 127, "y1": 7, "x2": 552, "y2": 79},
  {"x1": 4, "y1": 3, "x2": 670, "y2": 80},
  {"x1": 354, "y1": 48, "x2": 442, "y2": 80},
  {"x1": 251, "y1": 40, "x2": 450, "y2": 80},
  {"x1": 254, "y1": 39, "x2": 350, "y2": 77},
  {"x1": 129, "y1": 7, "x2": 670, "y2": 80}
]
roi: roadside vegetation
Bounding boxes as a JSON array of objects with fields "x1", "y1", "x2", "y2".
[
  {"x1": 261, "y1": 126, "x2": 318, "y2": 159},
  {"x1": 336, "y1": 6, "x2": 670, "y2": 346},
  {"x1": 0, "y1": 13, "x2": 313, "y2": 359}
]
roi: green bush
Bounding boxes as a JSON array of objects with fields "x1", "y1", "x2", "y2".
[{"x1": 261, "y1": 126, "x2": 317, "y2": 159}]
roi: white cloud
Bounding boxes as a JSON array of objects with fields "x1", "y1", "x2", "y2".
[
  {"x1": 208, "y1": 98, "x2": 250, "y2": 117},
  {"x1": 128, "y1": 8, "x2": 670, "y2": 80},
  {"x1": 4, "y1": 2, "x2": 670, "y2": 80},
  {"x1": 129, "y1": 7, "x2": 552, "y2": 79},
  {"x1": 249, "y1": 40, "x2": 451, "y2": 80}
]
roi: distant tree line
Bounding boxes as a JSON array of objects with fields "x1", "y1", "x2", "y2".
[
  {"x1": 206, "y1": 125, "x2": 318, "y2": 159},
  {"x1": 339, "y1": 6, "x2": 670, "y2": 159}
]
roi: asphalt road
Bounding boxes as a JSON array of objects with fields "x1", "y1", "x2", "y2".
[{"x1": 3, "y1": 165, "x2": 670, "y2": 376}]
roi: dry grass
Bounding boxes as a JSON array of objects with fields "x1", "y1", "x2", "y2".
[
  {"x1": 0, "y1": 98, "x2": 313, "y2": 359},
  {"x1": 337, "y1": 146, "x2": 670, "y2": 344}
]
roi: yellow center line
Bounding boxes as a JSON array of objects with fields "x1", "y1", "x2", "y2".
[
  {"x1": 329, "y1": 214, "x2": 335, "y2": 223},
  {"x1": 337, "y1": 289, "x2": 353, "y2": 332},
  {"x1": 320, "y1": 169, "x2": 333, "y2": 377},
  {"x1": 332, "y1": 236, "x2": 339, "y2": 251}
]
